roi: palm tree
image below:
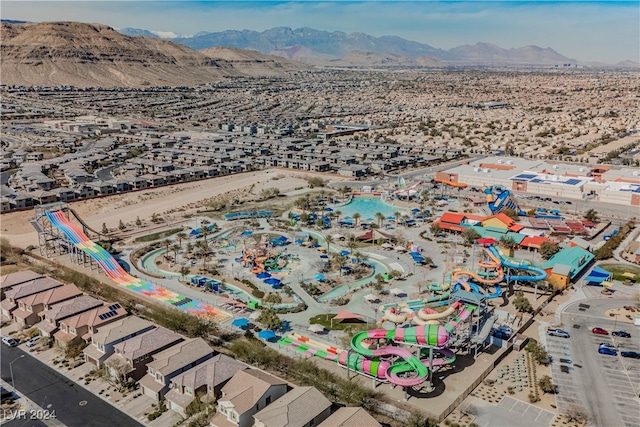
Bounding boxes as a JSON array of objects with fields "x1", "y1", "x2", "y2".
[
  {"x1": 335, "y1": 210, "x2": 342, "y2": 223},
  {"x1": 333, "y1": 254, "x2": 348, "y2": 276},
  {"x1": 176, "y1": 232, "x2": 187, "y2": 248},
  {"x1": 347, "y1": 237, "x2": 358, "y2": 253},
  {"x1": 393, "y1": 211, "x2": 402, "y2": 224},
  {"x1": 499, "y1": 236, "x2": 518, "y2": 257},
  {"x1": 200, "y1": 219, "x2": 211, "y2": 241},
  {"x1": 179, "y1": 265, "x2": 190, "y2": 280},
  {"x1": 323, "y1": 234, "x2": 334, "y2": 254},
  {"x1": 375, "y1": 212, "x2": 385, "y2": 228},
  {"x1": 171, "y1": 244, "x2": 180, "y2": 261},
  {"x1": 352, "y1": 213, "x2": 361, "y2": 227},
  {"x1": 162, "y1": 239, "x2": 171, "y2": 258},
  {"x1": 196, "y1": 240, "x2": 209, "y2": 269}
]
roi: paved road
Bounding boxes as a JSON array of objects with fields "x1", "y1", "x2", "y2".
[
  {"x1": 555, "y1": 297, "x2": 640, "y2": 427},
  {"x1": 0, "y1": 346, "x2": 142, "y2": 427}
]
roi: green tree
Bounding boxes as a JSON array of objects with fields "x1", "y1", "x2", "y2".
[
  {"x1": 171, "y1": 244, "x2": 180, "y2": 261},
  {"x1": 323, "y1": 234, "x2": 334, "y2": 254},
  {"x1": 373, "y1": 281, "x2": 384, "y2": 295},
  {"x1": 352, "y1": 212, "x2": 361, "y2": 227},
  {"x1": 538, "y1": 375, "x2": 555, "y2": 394},
  {"x1": 256, "y1": 308, "x2": 281, "y2": 331},
  {"x1": 118, "y1": 219, "x2": 126, "y2": 231},
  {"x1": 262, "y1": 293, "x2": 282, "y2": 309},
  {"x1": 430, "y1": 223, "x2": 443, "y2": 236},
  {"x1": 584, "y1": 208, "x2": 599, "y2": 222},
  {"x1": 176, "y1": 232, "x2": 187, "y2": 248},
  {"x1": 180, "y1": 265, "x2": 190, "y2": 279},
  {"x1": 502, "y1": 208, "x2": 519, "y2": 221},
  {"x1": 513, "y1": 291, "x2": 533, "y2": 313},
  {"x1": 135, "y1": 216, "x2": 142, "y2": 227},
  {"x1": 462, "y1": 228, "x2": 481, "y2": 246},
  {"x1": 101, "y1": 223, "x2": 109, "y2": 234},
  {"x1": 499, "y1": 235, "x2": 518, "y2": 250},
  {"x1": 539, "y1": 241, "x2": 560, "y2": 260},
  {"x1": 375, "y1": 212, "x2": 385, "y2": 228}
]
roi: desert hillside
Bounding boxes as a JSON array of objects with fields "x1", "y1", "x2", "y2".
[{"x1": 0, "y1": 22, "x2": 305, "y2": 87}]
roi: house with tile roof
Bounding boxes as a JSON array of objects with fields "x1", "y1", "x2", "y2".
[
  {"x1": 140, "y1": 338, "x2": 214, "y2": 401},
  {"x1": 252, "y1": 386, "x2": 331, "y2": 427},
  {"x1": 36, "y1": 295, "x2": 104, "y2": 337},
  {"x1": 0, "y1": 270, "x2": 44, "y2": 295},
  {"x1": 1, "y1": 277, "x2": 63, "y2": 318},
  {"x1": 165, "y1": 354, "x2": 247, "y2": 417},
  {"x1": 106, "y1": 326, "x2": 184, "y2": 381},
  {"x1": 12, "y1": 284, "x2": 82, "y2": 327},
  {"x1": 210, "y1": 369, "x2": 288, "y2": 427},
  {"x1": 317, "y1": 407, "x2": 381, "y2": 427},
  {"x1": 83, "y1": 316, "x2": 155, "y2": 368},
  {"x1": 54, "y1": 302, "x2": 128, "y2": 348}
]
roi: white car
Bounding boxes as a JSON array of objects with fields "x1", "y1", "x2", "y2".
[
  {"x1": 2, "y1": 337, "x2": 18, "y2": 347},
  {"x1": 26, "y1": 336, "x2": 41, "y2": 347}
]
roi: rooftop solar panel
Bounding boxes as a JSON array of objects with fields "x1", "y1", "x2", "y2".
[
  {"x1": 512, "y1": 174, "x2": 537, "y2": 181},
  {"x1": 564, "y1": 179, "x2": 581, "y2": 185}
]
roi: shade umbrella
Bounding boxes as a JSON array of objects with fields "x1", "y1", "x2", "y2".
[
  {"x1": 241, "y1": 230, "x2": 253, "y2": 236},
  {"x1": 258, "y1": 330, "x2": 276, "y2": 340},
  {"x1": 339, "y1": 250, "x2": 350, "y2": 256},
  {"x1": 409, "y1": 251, "x2": 421, "y2": 257},
  {"x1": 319, "y1": 254, "x2": 329, "y2": 259},
  {"x1": 314, "y1": 273, "x2": 326, "y2": 281},
  {"x1": 389, "y1": 288, "x2": 404, "y2": 296},
  {"x1": 249, "y1": 311, "x2": 261, "y2": 320},
  {"x1": 264, "y1": 277, "x2": 281, "y2": 286},
  {"x1": 256, "y1": 272, "x2": 271, "y2": 279},
  {"x1": 411, "y1": 208, "x2": 421, "y2": 213},
  {"x1": 308, "y1": 324, "x2": 325, "y2": 333},
  {"x1": 295, "y1": 239, "x2": 304, "y2": 244},
  {"x1": 325, "y1": 207, "x2": 334, "y2": 212},
  {"x1": 231, "y1": 318, "x2": 249, "y2": 327},
  {"x1": 413, "y1": 256, "x2": 425, "y2": 263}
]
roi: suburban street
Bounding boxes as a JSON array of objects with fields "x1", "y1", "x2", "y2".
[
  {"x1": 0, "y1": 345, "x2": 142, "y2": 427},
  {"x1": 552, "y1": 297, "x2": 640, "y2": 427}
]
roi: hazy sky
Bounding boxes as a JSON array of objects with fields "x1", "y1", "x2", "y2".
[{"x1": 3, "y1": 1, "x2": 639, "y2": 64}]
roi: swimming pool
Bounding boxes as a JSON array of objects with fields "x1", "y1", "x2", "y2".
[{"x1": 335, "y1": 196, "x2": 406, "y2": 220}]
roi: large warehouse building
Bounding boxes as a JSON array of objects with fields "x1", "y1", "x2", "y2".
[{"x1": 440, "y1": 157, "x2": 640, "y2": 207}]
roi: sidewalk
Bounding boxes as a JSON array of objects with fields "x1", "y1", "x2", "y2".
[
  {"x1": 13, "y1": 340, "x2": 181, "y2": 427},
  {"x1": 1, "y1": 379, "x2": 65, "y2": 427}
]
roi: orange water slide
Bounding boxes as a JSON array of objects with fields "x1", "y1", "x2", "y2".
[
  {"x1": 452, "y1": 248, "x2": 504, "y2": 285},
  {"x1": 435, "y1": 179, "x2": 468, "y2": 189}
]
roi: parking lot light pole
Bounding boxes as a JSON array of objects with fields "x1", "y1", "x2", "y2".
[
  {"x1": 9, "y1": 355, "x2": 25, "y2": 390},
  {"x1": 613, "y1": 313, "x2": 619, "y2": 331}
]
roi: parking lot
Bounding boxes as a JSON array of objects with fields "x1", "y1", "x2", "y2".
[
  {"x1": 462, "y1": 396, "x2": 555, "y2": 427},
  {"x1": 556, "y1": 298, "x2": 640, "y2": 427}
]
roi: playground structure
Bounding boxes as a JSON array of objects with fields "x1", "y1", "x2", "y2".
[
  {"x1": 32, "y1": 203, "x2": 231, "y2": 322},
  {"x1": 394, "y1": 177, "x2": 423, "y2": 198},
  {"x1": 485, "y1": 188, "x2": 526, "y2": 216},
  {"x1": 280, "y1": 301, "x2": 476, "y2": 388},
  {"x1": 240, "y1": 234, "x2": 289, "y2": 274}
]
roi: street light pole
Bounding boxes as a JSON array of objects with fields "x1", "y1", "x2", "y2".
[
  {"x1": 613, "y1": 314, "x2": 619, "y2": 331},
  {"x1": 9, "y1": 355, "x2": 25, "y2": 390}
]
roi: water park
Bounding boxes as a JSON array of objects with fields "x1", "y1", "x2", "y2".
[{"x1": 32, "y1": 180, "x2": 586, "y2": 421}]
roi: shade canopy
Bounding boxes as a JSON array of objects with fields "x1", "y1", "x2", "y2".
[
  {"x1": 241, "y1": 230, "x2": 253, "y2": 236},
  {"x1": 389, "y1": 288, "x2": 404, "y2": 295},
  {"x1": 340, "y1": 250, "x2": 350, "y2": 256},
  {"x1": 363, "y1": 294, "x2": 379, "y2": 301},
  {"x1": 314, "y1": 273, "x2": 326, "y2": 281},
  {"x1": 333, "y1": 308, "x2": 364, "y2": 320},
  {"x1": 256, "y1": 272, "x2": 271, "y2": 279},
  {"x1": 257, "y1": 330, "x2": 276, "y2": 340},
  {"x1": 477, "y1": 237, "x2": 498, "y2": 245},
  {"x1": 264, "y1": 277, "x2": 281, "y2": 285},
  {"x1": 231, "y1": 318, "x2": 249, "y2": 327},
  {"x1": 584, "y1": 266, "x2": 612, "y2": 283}
]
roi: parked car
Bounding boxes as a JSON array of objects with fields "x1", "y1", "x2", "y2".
[
  {"x1": 26, "y1": 336, "x2": 41, "y2": 348},
  {"x1": 598, "y1": 347, "x2": 617, "y2": 356},
  {"x1": 592, "y1": 327, "x2": 609, "y2": 335},
  {"x1": 491, "y1": 327, "x2": 512, "y2": 340},
  {"x1": 547, "y1": 328, "x2": 570, "y2": 338},
  {"x1": 599, "y1": 342, "x2": 617, "y2": 350},
  {"x1": 621, "y1": 351, "x2": 640, "y2": 359},
  {"x1": 2, "y1": 337, "x2": 18, "y2": 347},
  {"x1": 612, "y1": 330, "x2": 631, "y2": 338}
]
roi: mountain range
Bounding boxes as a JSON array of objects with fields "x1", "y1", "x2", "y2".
[
  {"x1": 0, "y1": 22, "x2": 308, "y2": 87},
  {"x1": 120, "y1": 25, "x2": 583, "y2": 67}
]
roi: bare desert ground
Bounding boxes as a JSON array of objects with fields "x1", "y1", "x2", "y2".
[{"x1": 0, "y1": 169, "x2": 342, "y2": 248}]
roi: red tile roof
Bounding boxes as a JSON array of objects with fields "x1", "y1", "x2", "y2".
[
  {"x1": 520, "y1": 236, "x2": 549, "y2": 248},
  {"x1": 439, "y1": 212, "x2": 465, "y2": 224}
]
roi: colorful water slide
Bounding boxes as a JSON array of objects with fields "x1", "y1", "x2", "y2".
[
  {"x1": 488, "y1": 190, "x2": 524, "y2": 215},
  {"x1": 434, "y1": 179, "x2": 468, "y2": 189},
  {"x1": 487, "y1": 246, "x2": 547, "y2": 282},
  {"x1": 394, "y1": 180, "x2": 423, "y2": 196},
  {"x1": 426, "y1": 282, "x2": 450, "y2": 293},
  {"x1": 44, "y1": 210, "x2": 230, "y2": 321},
  {"x1": 380, "y1": 306, "x2": 414, "y2": 324}
]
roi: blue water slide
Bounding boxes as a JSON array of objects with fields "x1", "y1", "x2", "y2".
[{"x1": 487, "y1": 246, "x2": 547, "y2": 282}]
